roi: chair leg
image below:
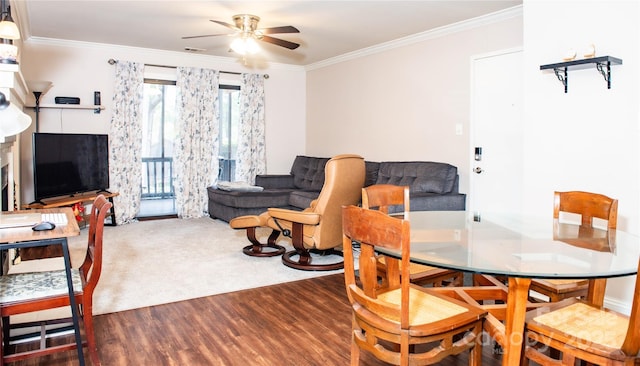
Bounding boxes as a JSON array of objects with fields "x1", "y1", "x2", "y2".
[
  {"x1": 521, "y1": 347, "x2": 530, "y2": 366},
  {"x1": 470, "y1": 328, "x2": 482, "y2": 366},
  {"x1": 281, "y1": 222, "x2": 343, "y2": 271},
  {"x1": 242, "y1": 228, "x2": 285, "y2": 257},
  {"x1": 81, "y1": 300, "x2": 100, "y2": 366},
  {"x1": 1, "y1": 317, "x2": 8, "y2": 356}
]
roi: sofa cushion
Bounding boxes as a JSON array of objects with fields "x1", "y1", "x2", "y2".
[
  {"x1": 208, "y1": 201, "x2": 298, "y2": 222},
  {"x1": 376, "y1": 162, "x2": 458, "y2": 194},
  {"x1": 410, "y1": 192, "x2": 466, "y2": 211},
  {"x1": 364, "y1": 161, "x2": 380, "y2": 187},
  {"x1": 288, "y1": 190, "x2": 320, "y2": 209},
  {"x1": 207, "y1": 186, "x2": 293, "y2": 208},
  {"x1": 290, "y1": 156, "x2": 329, "y2": 191},
  {"x1": 255, "y1": 174, "x2": 295, "y2": 189}
]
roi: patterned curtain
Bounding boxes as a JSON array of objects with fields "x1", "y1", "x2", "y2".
[
  {"x1": 175, "y1": 67, "x2": 220, "y2": 218},
  {"x1": 235, "y1": 73, "x2": 266, "y2": 184},
  {"x1": 109, "y1": 61, "x2": 144, "y2": 224}
]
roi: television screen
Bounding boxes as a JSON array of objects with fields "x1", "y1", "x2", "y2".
[{"x1": 33, "y1": 133, "x2": 110, "y2": 201}]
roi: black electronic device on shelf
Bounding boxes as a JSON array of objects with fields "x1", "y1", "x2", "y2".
[
  {"x1": 54, "y1": 96, "x2": 81, "y2": 104},
  {"x1": 32, "y1": 133, "x2": 110, "y2": 202}
]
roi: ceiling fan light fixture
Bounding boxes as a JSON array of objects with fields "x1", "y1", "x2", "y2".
[
  {"x1": 230, "y1": 36, "x2": 260, "y2": 55},
  {"x1": 233, "y1": 14, "x2": 260, "y2": 32},
  {"x1": 184, "y1": 13, "x2": 299, "y2": 55}
]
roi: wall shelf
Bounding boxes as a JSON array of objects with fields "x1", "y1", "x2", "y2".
[
  {"x1": 25, "y1": 104, "x2": 105, "y2": 114},
  {"x1": 540, "y1": 55, "x2": 622, "y2": 93}
]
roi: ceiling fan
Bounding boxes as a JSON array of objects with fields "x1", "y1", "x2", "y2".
[{"x1": 182, "y1": 14, "x2": 300, "y2": 55}]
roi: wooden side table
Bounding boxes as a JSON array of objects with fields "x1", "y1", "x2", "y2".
[{"x1": 22, "y1": 191, "x2": 118, "y2": 227}]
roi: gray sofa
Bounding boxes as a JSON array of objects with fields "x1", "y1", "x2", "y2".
[{"x1": 207, "y1": 155, "x2": 466, "y2": 222}]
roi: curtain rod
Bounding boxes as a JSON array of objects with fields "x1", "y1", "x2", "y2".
[{"x1": 107, "y1": 59, "x2": 269, "y2": 78}]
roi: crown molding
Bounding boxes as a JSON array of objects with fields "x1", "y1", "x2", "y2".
[
  {"x1": 11, "y1": 0, "x2": 30, "y2": 41},
  {"x1": 23, "y1": 37, "x2": 306, "y2": 73},
  {"x1": 305, "y1": 5, "x2": 523, "y2": 71}
]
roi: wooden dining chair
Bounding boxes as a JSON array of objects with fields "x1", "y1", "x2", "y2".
[
  {"x1": 0, "y1": 195, "x2": 112, "y2": 365},
  {"x1": 523, "y1": 255, "x2": 640, "y2": 365},
  {"x1": 528, "y1": 190, "x2": 618, "y2": 302},
  {"x1": 342, "y1": 205, "x2": 486, "y2": 366},
  {"x1": 362, "y1": 184, "x2": 463, "y2": 288}
]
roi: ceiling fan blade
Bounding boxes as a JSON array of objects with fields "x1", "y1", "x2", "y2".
[
  {"x1": 182, "y1": 33, "x2": 229, "y2": 40},
  {"x1": 210, "y1": 19, "x2": 239, "y2": 30},
  {"x1": 260, "y1": 35, "x2": 300, "y2": 50},
  {"x1": 259, "y1": 25, "x2": 299, "y2": 34}
]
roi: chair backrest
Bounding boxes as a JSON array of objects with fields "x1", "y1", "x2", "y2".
[
  {"x1": 308, "y1": 154, "x2": 365, "y2": 250},
  {"x1": 362, "y1": 184, "x2": 410, "y2": 220},
  {"x1": 342, "y1": 205, "x2": 411, "y2": 327},
  {"x1": 553, "y1": 191, "x2": 618, "y2": 229},
  {"x1": 79, "y1": 195, "x2": 112, "y2": 294}
]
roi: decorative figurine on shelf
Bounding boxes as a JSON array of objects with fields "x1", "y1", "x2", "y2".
[
  {"x1": 583, "y1": 43, "x2": 596, "y2": 58},
  {"x1": 72, "y1": 202, "x2": 86, "y2": 228},
  {"x1": 563, "y1": 48, "x2": 577, "y2": 61}
]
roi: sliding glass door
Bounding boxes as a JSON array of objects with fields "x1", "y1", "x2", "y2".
[
  {"x1": 139, "y1": 80, "x2": 177, "y2": 217},
  {"x1": 218, "y1": 85, "x2": 240, "y2": 181}
]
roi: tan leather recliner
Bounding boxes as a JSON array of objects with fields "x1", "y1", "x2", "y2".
[{"x1": 230, "y1": 154, "x2": 365, "y2": 271}]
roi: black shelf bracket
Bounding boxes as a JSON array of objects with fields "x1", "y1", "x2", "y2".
[
  {"x1": 540, "y1": 55, "x2": 622, "y2": 94},
  {"x1": 553, "y1": 67, "x2": 568, "y2": 93},
  {"x1": 596, "y1": 61, "x2": 612, "y2": 89}
]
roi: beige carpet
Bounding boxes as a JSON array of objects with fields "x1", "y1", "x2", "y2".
[{"x1": 10, "y1": 218, "x2": 343, "y2": 315}]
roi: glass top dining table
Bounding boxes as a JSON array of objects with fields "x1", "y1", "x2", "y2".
[{"x1": 376, "y1": 210, "x2": 640, "y2": 365}]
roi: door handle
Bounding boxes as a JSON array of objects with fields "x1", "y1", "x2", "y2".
[
  {"x1": 475, "y1": 147, "x2": 482, "y2": 161},
  {"x1": 474, "y1": 167, "x2": 484, "y2": 174}
]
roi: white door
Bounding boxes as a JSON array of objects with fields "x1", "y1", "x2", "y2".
[{"x1": 469, "y1": 49, "x2": 524, "y2": 216}]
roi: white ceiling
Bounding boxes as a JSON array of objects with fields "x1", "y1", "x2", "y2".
[{"x1": 16, "y1": 0, "x2": 522, "y2": 66}]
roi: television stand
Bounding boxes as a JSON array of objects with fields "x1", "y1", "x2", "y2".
[{"x1": 22, "y1": 191, "x2": 118, "y2": 226}]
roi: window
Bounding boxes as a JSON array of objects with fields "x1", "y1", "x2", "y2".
[{"x1": 218, "y1": 85, "x2": 240, "y2": 181}]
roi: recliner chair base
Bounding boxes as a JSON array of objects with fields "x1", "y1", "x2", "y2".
[{"x1": 282, "y1": 248, "x2": 344, "y2": 271}]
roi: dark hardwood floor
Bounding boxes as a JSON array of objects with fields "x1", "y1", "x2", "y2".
[{"x1": 8, "y1": 274, "x2": 504, "y2": 365}]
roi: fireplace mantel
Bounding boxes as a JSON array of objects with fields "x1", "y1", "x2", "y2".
[{"x1": 0, "y1": 63, "x2": 29, "y2": 211}]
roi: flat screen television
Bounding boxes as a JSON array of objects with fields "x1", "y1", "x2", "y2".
[{"x1": 33, "y1": 133, "x2": 110, "y2": 201}]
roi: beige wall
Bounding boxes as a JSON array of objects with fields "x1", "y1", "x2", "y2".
[
  {"x1": 522, "y1": 0, "x2": 639, "y2": 308},
  {"x1": 305, "y1": 14, "x2": 523, "y2": 197},
  {"x1": 522, "y1": 0, "x2": 639, "y2": 231},
  {"x1": 19, "y1": 40, "x2": 307, "y2": 203}
]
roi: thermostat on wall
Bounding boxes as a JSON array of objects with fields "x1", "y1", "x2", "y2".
[{"x1": 55, "y1": 97, "x2": 81, "y2": 104}]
